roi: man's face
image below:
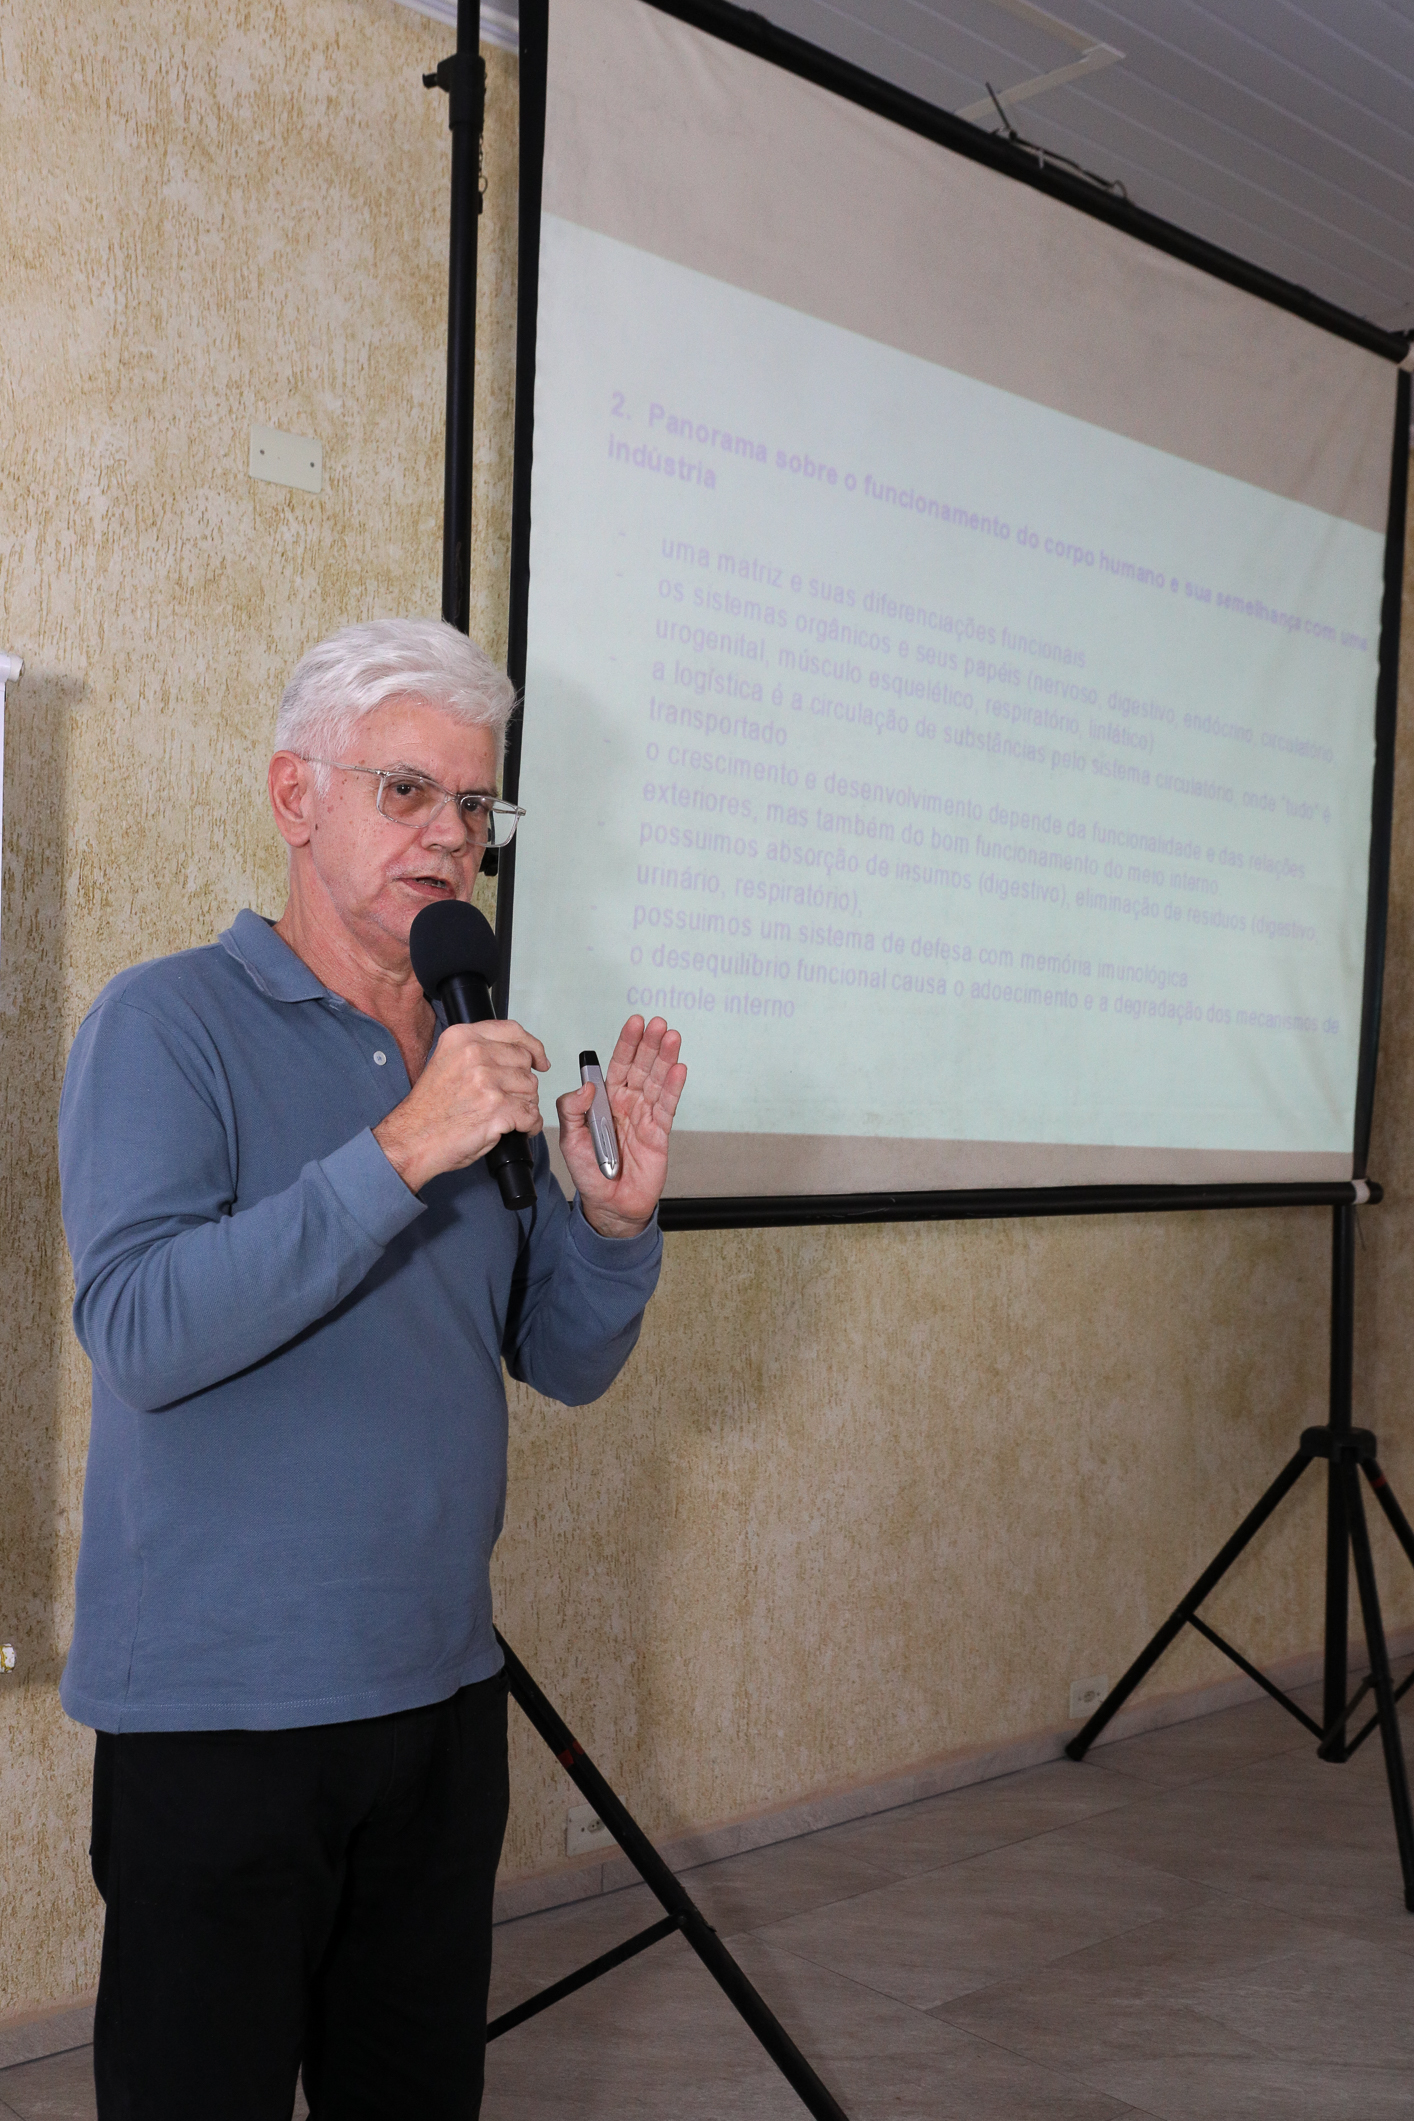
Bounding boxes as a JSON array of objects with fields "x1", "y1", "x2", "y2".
[{"x1": 286, "y1": 698, "x2": 500, "y2": 959}]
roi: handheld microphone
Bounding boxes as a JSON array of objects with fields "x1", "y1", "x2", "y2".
[{"x1": 408, "y1": 900, "x2": 537, "y2": 1211}]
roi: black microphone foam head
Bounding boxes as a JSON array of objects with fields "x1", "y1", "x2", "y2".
[{"x1": 408, "y1": 900, "x2": 499, "y2": 1000}]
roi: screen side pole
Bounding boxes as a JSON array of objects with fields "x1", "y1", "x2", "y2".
[
  {"x1": 1335, "y1": 370, "x2": 1410, "y2": 1759},
  {"x1": 427, "y1": 0, "x2": 485, "y2": 633},
  {"x1": 1323, "y1": 1203, "x2": 1355, "y2": 1754},
  {"x1": 492, "y1": 0, "x2": 550, "y2": 1018},
  {"x1": 1352, "y1": 369, "x2": 1410, "y2": 1175}
]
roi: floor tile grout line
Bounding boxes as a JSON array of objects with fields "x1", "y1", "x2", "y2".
[
  {"x1": 1176, "y1": 1999, "x2": 1311, "y2": 2070},
  {"x1": 692, "y1": 1802, "x2": 1247, "y2": 1925},
  {"x1": 909, "y1": 2014, "x2": 1168, "y2": 2119},
  {"x1": 1188, "y1": 1880, "x2": 1414, "y2": 1949},
  {"x1": 1075, "y1": 1849, "x2": 1414, "y2": 1928},
  {"x1": 596, "y1": 1857, "x2": 923, "y2": 1944},
  {"x1": 732, "y1": 1887, "x2": 1242, "y2": 2024},
  {"x1": 857, "y1": 1820, "x2": 1251, "y2": 1901},
  {"x1": 945, "y1": 1972, "x2": 1298, "y2": 2078},
  {"x1": 0, "y1": 2042, "x2": 94, "y2": 2075},
  {"x1": 932, "y1": 1899, "x2": 1245, "y2": 2017},
  {"x1": 809, "y1": 1798, "x2": 1155, "y2": 1861},
  {"x1": 918, "y1": 1928, "x2": 1414, "y2": 2101},
  {"x1": 1034, "y1": 1780, "x2": 1414, "y2": 1897},
  {"x1": 717, "y1": 1794, "x2": 1153, "y2": 1883},
  {"x1": 708, "y1": 1839, "x2": 1215, "y2": 1949},
  {"x1": 805, "y1": 1800, "x2": 1223, "y2": 1886},
  {"x1": 915, "y1": 2003, "x2": 1200, "y2": 2113},
  {"x1": 721, "y1": 1927, "x2": 965, "y2": 2019},
  {"x1": 708, "y1": 1823, "x2": 1114, "y2": 1901},
  {"x1": 711, "y1": 1845, "x2": 1312, "y2": 1994},
  {"x1": 1084, "y1": 1739, "x2": 1328, "y2": 1795},
  {"x1": 734, "y1": 1935, "x2": 976, "y2": 2030},
  {"x1": 926, "y1": 1880, "x2": 1414, "y2": 2066}
]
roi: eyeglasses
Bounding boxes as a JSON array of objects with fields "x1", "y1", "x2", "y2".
[{"x1": 302, "y1": 759, "x2": 526, "y2": 848}]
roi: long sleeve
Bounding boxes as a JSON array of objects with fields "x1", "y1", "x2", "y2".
[
  {"x1": 60, "y1": 993, "x2": 425, "y2": 1411},
  {"x1": 502, "y1": 1148, "x2": 663, "y2": 1406}
]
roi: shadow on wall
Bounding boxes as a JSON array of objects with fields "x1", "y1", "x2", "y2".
[{"x1": 1, "y1": 666, "x2": 81, "y2": 1690}]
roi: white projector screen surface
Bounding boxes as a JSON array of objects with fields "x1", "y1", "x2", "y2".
[{"x1": 509, "y1": 0, "x2": 1400, "y2": 1197}]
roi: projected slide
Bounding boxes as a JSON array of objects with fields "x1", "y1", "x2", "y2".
[{"x1": 509, "y1": 0, "x2": 1397, "y2": 1194}]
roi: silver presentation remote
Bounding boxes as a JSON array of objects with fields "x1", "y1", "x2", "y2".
[{"x1": 578, "y1": 1051, "x2": 621, "y2": 1178}]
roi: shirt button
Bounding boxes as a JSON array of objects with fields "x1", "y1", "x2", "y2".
[{"x1": 373, "y1": 1050, "x2": 387, "y2": 1066}]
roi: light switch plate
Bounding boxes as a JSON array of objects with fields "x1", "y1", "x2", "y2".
[
  {"x1": 1069, "y1": 1674, "x2": 1109, "y2": 1720},
  {"x1": 566, "y1": 1803, "x2": 616, "y2": 1858},
  {"x1": 249, "y1": 423, "x2": 322, "y2": 494}
]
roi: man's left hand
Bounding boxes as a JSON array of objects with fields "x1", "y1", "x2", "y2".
[{"x1": 556, "y1": 1016, "x2": 687, "y2": 1239}]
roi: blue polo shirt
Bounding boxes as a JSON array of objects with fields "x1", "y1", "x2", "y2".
[{"x1": 58, "y1": 910, "x2": 661, "y2": 1733}]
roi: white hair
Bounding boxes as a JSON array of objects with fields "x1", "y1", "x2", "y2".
[{"x1": 275, "y1": 618, "x2": 518, "y2": 783}]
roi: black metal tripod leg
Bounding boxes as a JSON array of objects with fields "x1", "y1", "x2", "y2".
[
  {"x1": 1323, "y1": 1207, "x2": 1355, "y2": 1751},
  {"x1": 1322, "y1": 1450, "x2": 1352, "y2": 1756},
  {"x1": 1065, "y1": 1450, "x2": 1311, "y2": 1761},
  {"x1": 1344, "y1": 1465, "x2": 1414, "y2": 1911},
  {"x1": 1365, "y1": 1460, "x2": 1414, "y2": 1577},
  {"x1": 494, "y1": 1633, "x2": 852, "y2": 2121}
]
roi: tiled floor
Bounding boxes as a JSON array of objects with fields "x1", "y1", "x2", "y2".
[{"x1": 6, "y1": 1678, "x2": 1414, "y2": 2119}]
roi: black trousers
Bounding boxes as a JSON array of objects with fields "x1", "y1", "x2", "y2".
[{"x1": 90, "y1": 1673, "x2": 509, "y2": 2121}]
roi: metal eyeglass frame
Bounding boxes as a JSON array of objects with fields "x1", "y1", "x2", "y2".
[{"x1": 300, "y1": 757, "x2": 526, "y2": 846}]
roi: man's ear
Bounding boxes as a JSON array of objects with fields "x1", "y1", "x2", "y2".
[{"x1": 269, "y1": 752, "x2": 315, "y2": 848}]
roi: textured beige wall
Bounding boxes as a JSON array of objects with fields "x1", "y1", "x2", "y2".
[
  {"x1": 3, "y1": 0, "x2": 1413, "y2": 2020},
  {"x1": 0, "y1": 0, "x2": 518, "y2": 2014}
]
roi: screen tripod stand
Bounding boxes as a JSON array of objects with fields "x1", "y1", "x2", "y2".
[
  {"x1": 1066, "y1": 1199, "x2": 1414, "y2": 1910},
  {"x1": 488, "y1": 1635, "x2": 850, "y2": 2120}
]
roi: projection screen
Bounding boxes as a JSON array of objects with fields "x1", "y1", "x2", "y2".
[{"x1": 502, "y1": 0, "x2": 1408, "y2": 1209}]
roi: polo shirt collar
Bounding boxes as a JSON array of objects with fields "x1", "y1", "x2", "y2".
[{"x1": 220, "y1": 909, "x2": 330, "y2": 1003}]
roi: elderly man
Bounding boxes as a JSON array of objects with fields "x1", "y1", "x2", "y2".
[{"x1": 58, "y1": 617, "x2": 686, "y2": 2121}]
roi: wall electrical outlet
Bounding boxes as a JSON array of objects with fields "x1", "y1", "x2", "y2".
[
  {"x1": 249, "y1": 423, "x2": 322, "y2": 494},
  {"x1": 566, "y1": 1803, "x2": 617, "y2": 1858},
  {"x1": 1069, "y1": 1674, "x2": 1108, "y2": 1720}
]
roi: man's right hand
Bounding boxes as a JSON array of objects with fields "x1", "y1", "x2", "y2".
[{"x1": 373, "y1": 1021, "x2": 549, "y2": 1196}]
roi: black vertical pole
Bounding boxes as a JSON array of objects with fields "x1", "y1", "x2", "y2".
[
  {"x1": 1323, "y1": 1203, "x2": 1355, "y2": 1755},
  {"x1": 427, "y1": 0, "x2": 485, "y2": 632}
]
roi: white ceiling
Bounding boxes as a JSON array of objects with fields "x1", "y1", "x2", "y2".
[{"x1": 404, "y1": 0, "x2": 1414, "y2": 338}]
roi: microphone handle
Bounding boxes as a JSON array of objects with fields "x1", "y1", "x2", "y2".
[{"x1": 437, "y1": 973, "x2": 538, "y2": 1212}]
